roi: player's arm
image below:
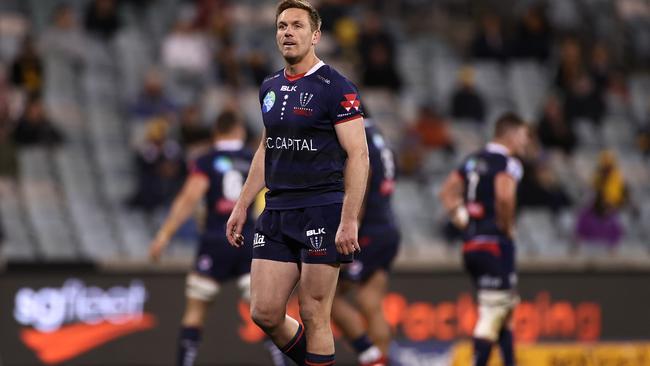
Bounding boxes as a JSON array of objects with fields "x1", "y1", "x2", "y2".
[
  {"x1": 494, "y1": 172, "x2": 517, "y2": 238},
  {"x1": 149, "y1": 174, "x2": 209, "y2": 261},
  {"x1": 438, "y1": 171, "x2": 469, "y2": 229},
  {"x1": 334, "y1": 118, "x2": 369, "y2": 255},
  {"x1": 357, "y1": 166, "x2": 372, "y2": 223},
  {"x1": 226, "y1": 130, "x2": 266, "y2": 247}
]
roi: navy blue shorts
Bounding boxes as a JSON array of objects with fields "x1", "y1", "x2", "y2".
[
  {"x1": 462, "y1": 236, "x2": 516, "y2": 290},
  {"x1": 340, "y1": 226, "x2": 400, "y2": 283},
  {"x1": 252, "y1": 203, "x2": 354, "y2": 264},
  {"x1": 194, "y1": 229, "x2": 253, "y2": 282}
]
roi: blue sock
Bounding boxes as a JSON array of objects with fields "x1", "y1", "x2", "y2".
[
  {"x1": 177, "y1": 327, "x2": 201, "y2": 366},
  {"x1": 305, "y1": 352, "x2": 335, "y2": 365},
  {"x1": 280, "y1": 324, "x2": 307, "y2": 365},
  {"x1": 351, "y1": 334, "x2": 373, "y2": 354},
  {"x1": 473, "y1": 338, "x2": 493, "y2": 366},
  {"x1": 498, "y1": 328, "x2": 515, "y2": 366}
]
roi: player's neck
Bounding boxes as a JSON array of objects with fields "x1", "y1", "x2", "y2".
[{"x1": 285, "y1": 53, "x2": 320, "y2": 77}]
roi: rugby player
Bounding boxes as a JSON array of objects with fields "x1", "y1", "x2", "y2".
[
  {"x1": 438, "y1": 113, "x2": 528, "y2": 366},
  {"x1": 331, "y1": 116, "x2": 400, "y2": 366},
  {"x1": 149, "y1": 111, "x2": 254, "y2": 366},
  {"x1": 226, "y1": 1, "x2": 369, "y2": 365}
]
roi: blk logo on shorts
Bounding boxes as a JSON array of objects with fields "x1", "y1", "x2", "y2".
[
  {"x1": 253, "y1": 233, "x2": 266, "y2": 248},
  {"x1": 306, "y1": 228, "x2": 326, "y2": 250}
]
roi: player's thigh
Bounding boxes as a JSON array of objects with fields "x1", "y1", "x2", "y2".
[
  {"x1": 250, "y1": 259, "x2": 300, "y2": 314},
  {"x1": 298, "y1": 263, "x2": 340, "y2": 316},
  {"x1": 355, "y1": 269, "x2": 388, "y2": 313}
]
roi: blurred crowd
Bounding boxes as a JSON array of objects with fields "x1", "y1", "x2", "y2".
[{"x1": 0, "y1": 0, "x2": 649, "y2": 253}]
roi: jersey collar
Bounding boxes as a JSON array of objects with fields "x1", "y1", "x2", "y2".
[
  {"x1": 215, "y1": 139, "x2": 244, "y2": 151},
  {"x1": 486, "y1": 142, "x2": 511, "y2": 156},
  {"x1": 283, "y1": 60, "x2": 325, "y2": 81}
]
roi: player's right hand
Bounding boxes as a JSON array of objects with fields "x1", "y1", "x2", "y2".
[
  {"x1": 226, "y1": 206, "x2": 247, "y2": 248},
  {"x1": 148, "y1": 235, "x2": 169, "y2": 262},
  {"x1": 450, "y1": 205, "x2": 469, "y2": 230}
]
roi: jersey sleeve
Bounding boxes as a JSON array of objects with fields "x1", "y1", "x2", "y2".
[
  {"x1": 328, "y1": 77, "x2": 364, "y2": 125},
  {"x1": 189, "y1": 156, "x2": 210, "y2": 178},
  {"x1": 504, "y1": 156, "x2": 523, "y2": 182}
]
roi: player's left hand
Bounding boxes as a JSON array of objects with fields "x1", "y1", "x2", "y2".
[
  {"x1": 148, "y1": 235, "x2": 169, "y2": 262},
  {"x1": 335, "y1": 220, "x2": 360, "y2": 255}
]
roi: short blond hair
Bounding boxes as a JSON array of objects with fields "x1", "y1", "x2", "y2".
[{"x1": 276, "y1": 0, "x2": 322, "y2": 31}]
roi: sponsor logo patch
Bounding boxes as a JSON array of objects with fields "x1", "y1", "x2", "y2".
[{"x1": 262, "y1": 91, "x2": 276, "y2": 113}]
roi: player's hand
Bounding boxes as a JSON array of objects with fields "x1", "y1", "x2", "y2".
[
  {"x1": 148, "y1": 234, "x2": 169, "y2": 262},
  {"x1": 335, "y1": 220, "x2": 360, "y2": 255},
  {"x1": 226, "y1": 205, "x2": 247, "y2": 248},
  {"x1": 450, "y1": 205, "x2": 469, "y2": 230}
]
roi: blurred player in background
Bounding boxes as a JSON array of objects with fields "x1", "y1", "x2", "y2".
[
  {"x1": 438, "y1": 113, "x2": 528, "y2": 366},
  {"x1": 148, "y1": 111, "x2": 255, "y2": 366},
  {"x1": 331, "y1": 115, "x2": 399, "y2": 366},
  {"x1": 226, "y1": 1, "x2": 369, "y2": 365}
]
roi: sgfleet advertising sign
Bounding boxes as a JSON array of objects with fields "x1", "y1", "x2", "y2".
[
  {"x1": 1, "y1": 270, "x2": 649, "y2": 365},
  {"x1": 12, "y1": 278, "x2": 154, "y2": 364}
]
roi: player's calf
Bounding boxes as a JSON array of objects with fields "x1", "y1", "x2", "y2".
[{"x1": 472, "y1": 290, "x2": 518, "y2": 366}]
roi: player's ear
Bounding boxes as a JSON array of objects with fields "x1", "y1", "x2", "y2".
[{"x1": 312, "y1": 29, "x2": 321, "y2": 45}]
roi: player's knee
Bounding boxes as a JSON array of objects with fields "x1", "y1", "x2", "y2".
[
  {"x1": 186, "y1": 273, "x2": 219, "y2": 302},
  {"x1": 237, "y1": 274, "x2": 251, "y2": 301},
  {"x1": 299, "y1": 298, "x2": 329, "y2": 328},
  {"x1": 250, "y1": 303, "x2": 284, "y2": 331},
  {"x1": 473, "y1": 290, "x2": 518, "y2": 341}
]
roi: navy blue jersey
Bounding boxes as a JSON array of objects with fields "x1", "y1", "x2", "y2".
[
  {"x1": 259, "y1": 61, "x2": 364, "y2": 209},
  {"x1": 361, "y1": 120, "x2": 397, "y2": 229},
  {"x1": 456, "y1": 143, "x2": 523, "y2": 240},
  {"x1": 191, "y1": 141, "x2": 255, "y2": 235}
]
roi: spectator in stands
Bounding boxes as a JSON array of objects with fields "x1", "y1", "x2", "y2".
[
  {"x1": 0, "y1": 110, "x2": 17, "y2": 178},
  {"x1": 129, "y1": 118, "x2": 185, "y2": 212},
  {"x1": 518, "y1": 157, "x2": 572, "y2": 213},
  {"x1": 637, "y1": 124, "x2": 650, "y2": 158},
  {"x1": 247, "y1": 50, "x2": 272, "y2": 86},
  {"x1": 10, "y1": 37, "x2": 43, "y2": 96},
  {"x1": 450, "y1": 66, "x2": 486, "y2": 123},
  {"x1": 537, "y1": 95, "x2": 577, "y2": 155},
  {"x1": 564, "y1": 72, "x2": 605, "y2": 126},
  {"x1": 84, "y1": 0, "x2": 121, "y2": 40},
  {"x1": 40, "y1": 4, "x2": 85, "y2": 67},
  {"x1": 216, "y1": 38, "x2": 241, "y2": 88},
  {"x1": 410, "y1": 105, "x2": 454, "y2": 154},
  {"x1": 576, "y1": 150, "x2": 628, "y2": 248},
  {"x1": 471, "y1": 13, "x2": 509, "y2": 63},
  {"x1": 358, "y1": 11, "x2": 402, "y2": 90},
  {"x1": 554, "y1": 37, "x2": 584, "y2": 93},
  {"x1": 590, "y1": 43, "x2": 612, "y2": 97},
  {"x1": 512, "y1": 5, "x2": 551, "y2": 62},
  {"x1": 162, "y1": 7, "x2": 211, "y2": 104},
  {"x1": 12, "y1": 96, "x2": 64, "y2": 147},
  {"x1": 131, "y1": 68, "x2": 177, "y2": 120}
]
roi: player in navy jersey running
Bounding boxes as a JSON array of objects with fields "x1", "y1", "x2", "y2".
[
  {"x1": 439, "y1": 113, "x2": 529, "y2": 366},
  {"x1": 331, "y1": 117, "x2": 400, "y2": 366},
  {"x1": 226, "y1": 1, "x2": 369, "y2": 365},
  {"x1": 148, "y1": 111, "x2": 255, "y2": 366}
]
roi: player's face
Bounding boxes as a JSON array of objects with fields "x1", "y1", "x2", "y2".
[
  {"x1": 276, "y1": 8, "x2": 320, "y2": 64},
  {"x1": 511, "y1": 126, "x2": 530, "y2": 156}
]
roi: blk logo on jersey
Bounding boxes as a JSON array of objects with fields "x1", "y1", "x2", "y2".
[
  {"x1": 280, "y1": 85, "x2": 297, "y2": 92},
  {"x1": 340, "y1": 93, "x2": 360, "y2": 112}
]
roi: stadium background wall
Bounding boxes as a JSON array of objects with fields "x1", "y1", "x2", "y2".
[{"x1": 1, "y1": 268, "x2": 649, "y2": 366}]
